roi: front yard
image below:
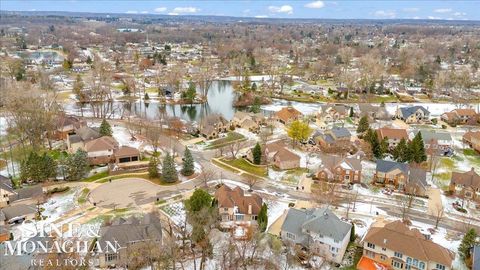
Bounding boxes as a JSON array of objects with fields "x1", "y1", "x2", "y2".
[
  {"x1": 220, "y1": 158, "x2": 268, "y2": 177},
  {"x1": 204, "y1": 132, "x2": 246, "y2": 150}
]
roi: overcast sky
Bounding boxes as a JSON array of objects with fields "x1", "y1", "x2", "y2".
[{"x1": 1, "y1": 1, "x2": 478, "y2": 20}]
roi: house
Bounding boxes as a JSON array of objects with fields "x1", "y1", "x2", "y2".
[
  {"x1": 96, "y1": 214, "x2": 163, "y2": 268},
  {"x1": 317, "y1": 104, "x2": 349, "y2": 124},
  {"x1": 280, "y1": 207, "x2": 352, "y2": 264},
  {"x1": 463, "y1": 131, "x2": 480, "y2": 152},
  {"x1": 199, "y1": 114, "x2": 229, "y2": 139},
  {"x1": 315, "y1": 154, "x2": 362, "y2": 184},
  {"x1": 357, "y1": 104, "x2": 390, "y2": 121},
  {"x1": 358, "y1": 220, "x2": 455, "y2": 270},
  {"x1": 449, "y1": 168, "x2": 480, "y2": 201},
  {"x1": 441, "y1": 108, "x2": 478, "y2": 125},
  {"x1": 275, "y1": 106, "x2": 302, "y2": 124},
  {"x1": 0, "y1": 175, "x2": 15, "y2": 207},
  {"x1": 373, "y1": 160, "x2": 428, "y2": 196},
  {"x1": 231, "y1": 112, "x2": 261, "y2": 133},
  {"x1": 316, "y1": 127, "x2": 351, "y2": 147},
  {"x1": 0, "y1": 204, "x2": 36, "y2": 224},
  {"x1": 215, "y1": 185, "x2": 262, "y2": 227},
  {"x1": 473, "y1": 245, "x2": 480, "y2": 270},
  {"x1": 272, "y1": 148, "x2": 301, "y2": 170},
  {"x1": 114, "y1": 146, "x2": 140, "y2": 164},
  {"x1": 85, "y1": 136, "x2": 119, "y2": 165},
  {"x1": 54, "y1": 114, "x2": 86, "y2": 140},
  {"x1": 414, "y1": 130, "x2": 453, "y2": 155},
  {"x1": 395, "y1": 106, "x2": 430, "y2": 124},
  {"x1": 376, "y1": 127, "x2": 409, "y2": 149},
  {"x1": 67, "y1": 126, "x2": 101, "y2": 153}
]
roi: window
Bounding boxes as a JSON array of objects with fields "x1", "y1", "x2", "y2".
[
  {"x1": 419, "y1": 262, "x2": 425, "y2": 269},
  {"x1": 367, "y1": 242, "x2": 375, "y2": 249},
  {"x1": 394, "y1": 252, "x2": 403, "y2": 258},
  {"x1": 382, "y1": 247, "x2": 387, "y2": 251},
  {"x1": 105, "y1": 253, "x2": 118, "y2": 262},
  {"x1": 365, "y1": 250, "x2": 375, "y2": 258},
  {"x1": 392, "y1": 261, "x2": 403, "y2": 269},
  {"x1": 436, "y1": 264, "x2": 445, "y2": 270},
  {"x1": 380, "y1": 255, "x2": 386, "y2": 261},
  {"x1": 223, "y1": 208, "x2": 228, "y2": 211},
  {"x1": 413, "y1": 259, "x2": 418, "y2": 267},
  {"x1": 286, "y1": 232, "x2": 296, "y2": 240}
]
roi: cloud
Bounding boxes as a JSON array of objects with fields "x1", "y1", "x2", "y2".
[
  {"x1": 255, "y1": 15, "x2": 268, "y2": 18},
  {"x1": 168, "y1": 13, "x2": 179, "y2": 16},
  {"x1": 172, "y1": 7, "x2": 199, "y2": 14},
  {"x1": 140, "y1": 11, "x2": 148, "y2": 14},
  {"x1": 374, "y1": 10, "x2": 396, "y2": 19},
  {"x1": 403, "y1": 8, "x2": 419, "y2": 12},
  {"x1": 453, "y1": 12, "x2": 466, "y2": 16},
  {"x1": 304, "y1": 1, "x2": 325, "y2": 9},
  {"x1": 412, "y1": 16, "x2": 420, "y2": 20},
  {"x1": 154, "y1": 7, "x2": 167, "y2": 13},
  {"x1": 125, "y1": 10, "x2": 138, "y2": 14},
  {"x1": 428, "y1": 16, "x2": 442, "y2": 20},
  {"x1": 268, "y1": 5, "x2": 293, "y2": 14},
  {"x1": 434, "y1": 8, "x2": 452, "y2": 13}
]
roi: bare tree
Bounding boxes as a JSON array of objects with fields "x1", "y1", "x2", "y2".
[
  {"x1": 243, "y1": 174, "x2": 260, "y2": 192},
  {"x1": 227, "y1": 140, "x2": 247, "y2": 159},
  {"x1": 434, "y1": 203, "x2": 445, "y2": 229},
  {"x1": 199, "y1": 168, "x2": 216, "y2": 188}
]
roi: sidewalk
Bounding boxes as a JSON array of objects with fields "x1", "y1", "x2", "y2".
[{"x1": 427, "y1": 187, "x2": 443, "y2": 216}]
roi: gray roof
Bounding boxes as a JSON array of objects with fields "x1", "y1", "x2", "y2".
[
  {"x1": 376, "y1": 160, "x2": 408, "y2": 174},
  {"x1": 0, "y1": 175, "x2": 14, "y2": 193},
  {"x1": 282, "y1": 207, "x2": 351, "y2": 244},
  {"x1": 75, "y1": 126, "x2": 100, "y2": 141},
  {"x1": 408, "y1": 168, "x2": 428, "y2": 190},
  {"x1": 1, "y1": 204, "x2": 36, "y2": 220},
  {"x1": 473, "y1": 245, "x2": 480, "y2": 270},
  {"x1": 68, "y1": 134, "x2": 82, "y2": 144},
  {"x1": 330, "y1": 127, "x2": 351, "y2": 139},
  {"x1": 400, "y1": 106, "x2": 430, "y2": 118},
  {"x1": 9, "y1": 185, "x2": 43, "y2": 202},
  {"x1": 0, "y1": 210, "x2": 5, "y2": 222},
  {"x1": 416, "y1": 130, "x2": 452, "y2": 142},
  {"x1": 98, "y1": 214, "x2": 162, "y2": 249}
]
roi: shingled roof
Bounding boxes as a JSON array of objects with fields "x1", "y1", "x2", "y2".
[
  {"x1": 364, "y1": 220, "x2": 454, "y2": 267},
  {"x1": 215, "y1": 185, "x2": 263, "y2": 216},
  {"x1": 451, "y1": 168, "x2": 480, "y2": 189}
]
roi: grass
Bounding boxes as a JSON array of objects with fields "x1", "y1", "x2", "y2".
[
  {"x1": 82, "y1": 171, "x2": 109, "y2": 182},
  {"x1": 47, "y1": 149, "x2": 69, "y2": 160},
  {"x1": 77, "y1": 188, "x2": 90, "y2": 204},
  {"x1": 212, "y1": 159, "x2": 242, "y2": 174},
  {"x1": 438, "y1": 158, "x2": 455, "y2": 171},
  {"x1": 205, "y1": 132, "x2": 246, "y2": 150},
  {"x1": 221, "y1": 158, "x2": 268, "y2": 177},
  {"x1": 463, "y1": 149, "x2": 478, "y2": 156}
]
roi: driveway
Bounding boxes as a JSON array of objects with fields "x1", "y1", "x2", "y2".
[{"x1": 89, "y1": 178, "x2": 180, "y2": 209}]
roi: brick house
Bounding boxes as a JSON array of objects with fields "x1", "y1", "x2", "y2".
[
  {"x1": 373, "y1": 160, "x2": 428, "y2": 196},
  {"x1": 275, "y1": 107, "x2": 302, "y2": 125},
  {"x1": 315, "y1": 154, "x2": 362, "y2": 184},
  {"x1": 449, "y1": 168, "x2": 480, "y2": 201},
  {"x1": 215, "y1": 185, "x2": 263, "y2": 227},
  {"x1": 441, "y1": 108, "x2": 478, "y2": 125},
  {"x1": 463, "y1": 131, "x2": 480, "y2": 153}
]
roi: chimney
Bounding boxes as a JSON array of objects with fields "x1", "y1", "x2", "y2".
[{"x1": 248, "y1": 204, "x2": 252, "y2": 215}]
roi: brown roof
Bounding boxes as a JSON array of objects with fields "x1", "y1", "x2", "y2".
[
  {"x1": 451, "y1": 168, "x2": 480, "y2": 189},
  {"x1": 273, "y1": 148, "x2": 301, "y2": 162},
  {"x1": 318, "y1": 154, "x2": 362, "y2": 172},
  {"x1": 364, "y1": 221, "x2": 454, "y2": 266},
  {"x1": 463, "y1": 131, "x2": 480, "y2": 143},
  {"x1": 453, "y1": 109, "x2": 477, "y2": 117},
  {"x1": 376, "y1": 128, "x2": 409, "y2": 141},
  {"x1": 265, "y1": 140, "x2": 288, "y2": 154},
  {"x1": 215, "y1": 185, "x2": 263, "y2": 215},
  {"x1": 114, "y1": 146, "x2": 140, "y2": 158},
  {"x1": 85, "y1": 136, "x2": 118, "y2": 152},
  {"x1": 275, "y1": 107, "x2": 302, "y2": 123}
]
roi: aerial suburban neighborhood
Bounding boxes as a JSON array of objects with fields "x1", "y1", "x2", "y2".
[{"x1": 0, "y1": 1, "x2": 480, "y2": 269}]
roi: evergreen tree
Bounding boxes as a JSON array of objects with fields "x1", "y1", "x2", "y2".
[
  {"x1": 185, "y1": 188, "x2": 212, "y2": 213},
  {"x1": 379, "y1": 137, "x2": 389, "y2": 159},
  {"x1": 250, "y1": 97, "x2": 261, "y2": 113},
  {"x1": 86, "y1": 56, "x2": 92, "y2": 64},
  {"x1": 458, "y1": 228, "x2": 477, "y2": 261},
  {"x1": 393, "y1": 138, "x2": 409, "y2": 162},
  {"x1": 148, "y1": 156, "x2": 159, "y2": 178},
  {"x1": 162, "y1": 152, "x2": 178, "y2": 183},
  {"x1": 410, "y1": 132, "x2": 427, "y2": 163},
  {"x1": 365, "y1": 128, "x2": 380, "y2": 159},
  {"x1": 185, "y1": 81, "x2": 197, "y2": 104},
  {"x1": 65, "y1": 149, "x2": 89, "y2": 181},
  {"x1": 349, "y1": 107, "x2": 354, "y2": 118},
  {"x1": 258, "y1": 203, "x2": 268, "y2": 232},
  {"x1": 357, "y1": 116, "x2": 370, "y2": 134},
  {"x1": 181, "y1": 147, "x2": 195, "y2": 176},
  {"x1": 252, "y1": 143, "x2": 262, "y2": 165},
  {"x1": 20, "y1": 152, "x2": 56, "y2": 183},
  {"x1": 99, "y1": 118, "x2": 113, "y2": 136},
  {"x1": 144, "y1": 93, "x2": 150, "y2": 101},
  {"x1": 350, "y1": 223, "x2": 356, "y2": 242}
]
